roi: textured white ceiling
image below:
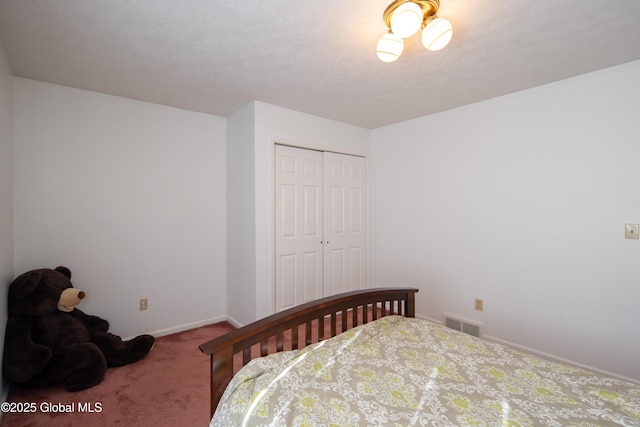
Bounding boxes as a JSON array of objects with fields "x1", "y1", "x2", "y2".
[{"x1": 1, "y1": 0, "x2": 639, "y2": 129}]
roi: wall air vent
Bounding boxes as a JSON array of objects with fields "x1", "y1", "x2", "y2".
[{"x1": 443, "y1": 314, "x2": 482, "y2": 338}]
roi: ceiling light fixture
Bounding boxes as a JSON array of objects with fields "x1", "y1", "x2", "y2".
[{"x1": 376, "y1": 0, "x2": 453, "y2": 62}]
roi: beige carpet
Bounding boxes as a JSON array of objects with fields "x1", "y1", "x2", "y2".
[{"x1": 1, "y1": 321, "x2": 235, "y2": 427}]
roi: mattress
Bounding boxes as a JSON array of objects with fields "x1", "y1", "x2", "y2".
[{"x1": 210, "y1": 315, "x2": 640, "y2": 426}]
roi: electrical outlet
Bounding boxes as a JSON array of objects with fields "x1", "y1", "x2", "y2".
[
  {"x1": 139, "y1": 298, "x2": 148, "y2": 311},
  {"x1": 475, "y1": 298, "x2": 483, "y2": 311},
  {"x1": 625, "y1": 224, "x2": 639, "y2": 240}
]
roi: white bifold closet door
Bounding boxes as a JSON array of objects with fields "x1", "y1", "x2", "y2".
[{"x1": 275, "y1": 144, "x2": 367, "y2": 312}]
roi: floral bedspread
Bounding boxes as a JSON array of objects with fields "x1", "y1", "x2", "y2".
[{"x1": 210, "y1": 316, "x2": 640, "y2": 426}]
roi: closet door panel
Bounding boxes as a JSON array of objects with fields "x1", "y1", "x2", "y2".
[
  {"x1": 323, "y1": 152, "x2": 367, "y2": 297},
  {"x1": 275, "y1": 145, "x2": 324, "y2": 312}
]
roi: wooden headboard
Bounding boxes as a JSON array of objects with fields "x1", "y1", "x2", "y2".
[{"x1": 199, "y1": 287, "x2": 419, "y2": 418}]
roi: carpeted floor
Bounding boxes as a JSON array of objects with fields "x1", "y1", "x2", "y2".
[{"x1": 0, "y1": 321, "x2": 235, "y2": 427}]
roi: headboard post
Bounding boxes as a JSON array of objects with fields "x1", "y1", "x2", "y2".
[
  {"x1": 406, "y1": 291, "x2": 416, "y2": 317},
  {"x1": 210, "y1": 347, "x2": 233, "y2": 418}
]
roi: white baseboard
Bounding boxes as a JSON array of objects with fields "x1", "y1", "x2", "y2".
[
  {"x1": 123, "y1": 312, "x2": 640, "y2": 386},
  {"x1": 123, "y1": 315, "x2": 230, "y2": 341},
  {"x1": 415, "y1": 313, "x2": 441, "y2": 324},
  {"x1": 224, "y1": 314, "x2": 244, "y2": 329},
  {"x1": 416, "y1": 313, "x2": 640, "y2": 386},
  {"x1": 483, "y1": 333, "x2": 640, "y2": 385}
]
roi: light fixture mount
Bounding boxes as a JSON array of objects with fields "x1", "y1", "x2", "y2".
[{"x1": 383, "y1": 0, "x2": 440, "y2": 29}]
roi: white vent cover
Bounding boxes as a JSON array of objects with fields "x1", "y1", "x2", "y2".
[{"x1": 443, "y1": 314, "x2": 482, "y2": 338}]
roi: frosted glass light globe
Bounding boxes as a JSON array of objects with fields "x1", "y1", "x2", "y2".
[
  {"x1": 376, "y1": 32, "x2": 404, "y2": 62},
  {"x1": 422, "y1": 17, "x2": 453, "y2": 51},
  {"x1": 390, "y1": 2, "x2": 423, "y2": 38}
]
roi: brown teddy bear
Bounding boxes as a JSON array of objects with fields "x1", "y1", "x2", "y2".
[{"x1": 3, "y1": 266, "x2": 155, "y2": 391}]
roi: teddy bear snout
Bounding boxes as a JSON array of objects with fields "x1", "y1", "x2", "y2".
[{"x1": 57, "y1": 288, "x2": 86, "y2": 312}]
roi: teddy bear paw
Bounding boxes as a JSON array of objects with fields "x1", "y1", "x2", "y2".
[{"x1": 129, "y1": 334, "x2": 155, "y2": 356}]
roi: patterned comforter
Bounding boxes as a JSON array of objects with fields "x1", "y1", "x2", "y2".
[{"x1": 210, "y1": 316, "x2": 640, "y2": 426}]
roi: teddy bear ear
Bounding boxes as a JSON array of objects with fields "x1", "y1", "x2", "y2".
[
  {"x1": 54, "y1": 266, "x2": 72, "y2": 279},
  {"x1": 12, "y1": 270, "x2": 44, "y2": 298}
]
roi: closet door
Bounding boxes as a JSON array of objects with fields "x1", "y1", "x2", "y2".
[
  {"x1": 274, "y1": 145, "x2": 368, "y2": 311},
  {"x1": 274, "y1": 145, "x2": 324, "y2": 312},
  {"x1": 322, "y1": 152, "x2": 367, "y2": 296}
]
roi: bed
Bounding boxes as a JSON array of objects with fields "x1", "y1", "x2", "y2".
[{"x1": 199, "y1": 288, "x2": 640, "y2": 426}]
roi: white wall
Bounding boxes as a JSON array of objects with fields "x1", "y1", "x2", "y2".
[
  {"x1": 226, "y1": 103, "x2": 256, "y2": 326},
  {"x1": 8, "y1": 48, "x2": 637, "y2": 386},
  {"x1": 372, "y1": 60, "x2": 640, "y2": 382},
  {"x1": 0, "y1": 44, "x2": 14, "y2": 404},
  {"x1": 13, "y1": 78, "x2": 228, "y2": 338}
]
